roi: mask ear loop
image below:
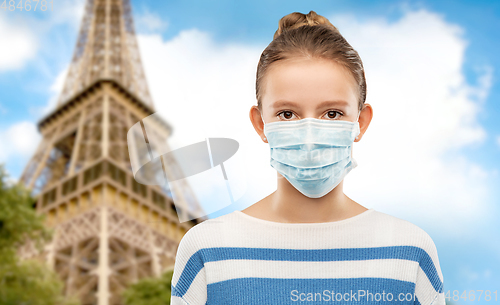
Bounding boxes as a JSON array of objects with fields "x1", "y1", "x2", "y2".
[
  {"x1": 260, "y1": 113, "x2": 267, "y2": 141},
  {"x1": 355, "y1": 110, "x2": 361, "y2": 140}
]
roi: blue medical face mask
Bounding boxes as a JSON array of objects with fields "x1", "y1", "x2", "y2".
[{"x1": 262, "y1": 113, "x2": 361, "y2": 198}]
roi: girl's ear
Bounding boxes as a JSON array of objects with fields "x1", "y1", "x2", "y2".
[
  {"x1": 355, "y1": 103, "x2": 373, "y2": 142},
  {"x1": 249, "y1": 106, "x2": 268, "y2": 143}
]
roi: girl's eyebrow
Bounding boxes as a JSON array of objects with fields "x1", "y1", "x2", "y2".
[
  {"x1": 272, "y1": 100, "x2": 301, "y2": 109},
  {"x1": 316, "y1": 100, "x2": 350, "y2": 109},
  {"x1": 272, "y1": 99, "x2": 349, "y2": 110}
]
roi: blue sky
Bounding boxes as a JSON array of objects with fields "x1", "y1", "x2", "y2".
[{"x1": 0, "y1": 0, "x2": 499, "y2": 303}]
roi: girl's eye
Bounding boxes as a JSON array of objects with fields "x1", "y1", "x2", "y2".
[
  {"x1": 323, "y1": 110, "x2": 343, "y2": 120},
  {"x1": 277, "y1": 111, "x2": 296, "y2": 120}
]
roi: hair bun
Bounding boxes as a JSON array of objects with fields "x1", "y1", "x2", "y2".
[{"x1": 273, "y1": 10, "x2": 338, "y2": 40}]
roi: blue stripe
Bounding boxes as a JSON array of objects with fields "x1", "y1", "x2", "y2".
[
  {"x1": 207, "y1": 277, "x2": 417, "y2": 304},
  {"x1": 174, "y1": 245, "x2": 442, "y2": 297}
]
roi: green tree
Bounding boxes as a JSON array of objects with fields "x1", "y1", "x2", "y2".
[
  {"x1": 122, "y1": 269, "x2": 173, "y2": 305},
  {"x1": 0, "y1": 164, "x2": 80, "y2": 305}
]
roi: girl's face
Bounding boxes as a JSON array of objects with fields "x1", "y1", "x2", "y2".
[{"x1": 250, "y1": 57, "x2": 371, "y2": 142}]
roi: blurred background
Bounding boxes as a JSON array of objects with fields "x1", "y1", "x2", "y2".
[{"x1": 0, "y1": 0, "x2": 499, "y2": 304}]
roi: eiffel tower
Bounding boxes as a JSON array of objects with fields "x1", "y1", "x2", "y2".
[{"x1": 17, "y1": 0, "x2": 206, "y2": 304}]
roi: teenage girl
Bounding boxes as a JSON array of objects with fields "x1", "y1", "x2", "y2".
[{"x1": 171, "y1": 10, "x2": 445, "y2": 305}]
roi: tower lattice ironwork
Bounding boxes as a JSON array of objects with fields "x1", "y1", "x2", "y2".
[{"x1": 17, "y1": 1, "x2": 206, "y2": 304}]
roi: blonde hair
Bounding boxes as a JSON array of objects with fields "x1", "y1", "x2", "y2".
[{"x1": 256, "y1": 10, "x2": 366, "y2": 112}]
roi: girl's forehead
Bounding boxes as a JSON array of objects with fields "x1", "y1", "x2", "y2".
[{"x1": 262, "y1": 58, "x2": 359, "y2": 111}]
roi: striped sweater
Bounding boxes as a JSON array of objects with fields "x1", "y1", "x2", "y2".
[{"x1": 170, "y1": 208, "x2": 445, "y2": 305}]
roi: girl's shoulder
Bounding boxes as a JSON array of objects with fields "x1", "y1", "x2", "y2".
[
  {"x1": 175, "y1": 211, "x2": 242, "y2": 254},
  {"x1": 366, "y1": 209, "x2": 440, "y2": 255},
  {"x1": 183, "y1": 210, "x2": 240, "y2": 237}
]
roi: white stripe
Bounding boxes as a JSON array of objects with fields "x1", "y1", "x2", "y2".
[
  {"x1": 176, "y1": 270, "x2": 207, "y2": 304},
  {"x1": 170, "y1": 295, "x2": 188, "y2": 305},
  {"x1": 205, "y1": 258, "x2": 419, "y2": 285}
]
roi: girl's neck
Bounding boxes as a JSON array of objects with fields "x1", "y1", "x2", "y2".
[{"x1": 242, "y1": 174, "x2": 368, "y2": 223}]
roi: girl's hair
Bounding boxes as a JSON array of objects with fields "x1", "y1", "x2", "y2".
[{"x1": 256, "y1": 10, "x2": 367, "y2": 113}]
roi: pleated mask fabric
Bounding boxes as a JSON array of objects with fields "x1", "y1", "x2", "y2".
[{"x1": 263, "y1": 117, "x2": 360, "y2": 198}]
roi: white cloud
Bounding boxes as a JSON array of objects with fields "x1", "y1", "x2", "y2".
[
  {"x1": 137, "y1": 8, "x2": 494, "y2": 237},
  {"x1": 47, "y1": 0, "x2": 86, "y2": 29},
  {"x1": 0, "y1": 15, "x2": 37, "y2": 71},
  {"x1": 0, "y1": 0, "x2": 84, "y2": 73},
  {"x1": 0, "y1": 121, "x2": 40, "y2": 162},
  {"x1": 40, "y1": 66, "x2": 69, "y2": 115},
  {"x1": 497, "y1": 135, "x2": 500, "y2": 148},
  {"x1": 135, "y1": 8, "x2": 169, "y2": 33}
]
